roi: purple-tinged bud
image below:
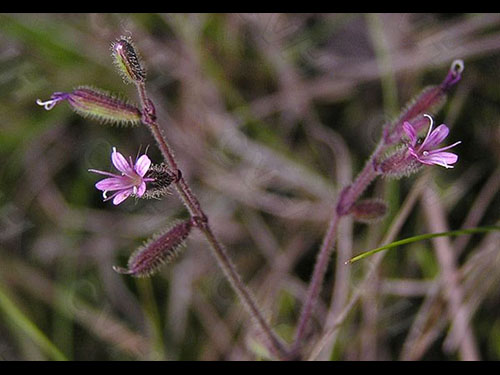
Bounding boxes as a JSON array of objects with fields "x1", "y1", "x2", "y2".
[
  {"x1": 37, "y1": 86, "x2": 142, "y2": 126},
  {"x1": 350, "y1": 198, "x2": 388, "y2": 223},
  {"x1": 441, "y1": 59, "x2": 464, "y2": 91},
  {"x1": 111, "y1": 36, "x2": 146, "y2": 84},
  {"x1": 383, "y1": 60, "x2": 464, "y2": 145},
  {"x1": 113, "y1": 218, "x2": 197, "y2": 277},
  {"x1": 139, "y1": 163, "x2": 176, "y2": 200},
  {"x1": 383, "y1": 86, "x2": 447, "y2": 145}
]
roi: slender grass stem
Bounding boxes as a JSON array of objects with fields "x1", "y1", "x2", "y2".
[{"x1": 0, "y1": 283, "x2": 67, "y2": 361}]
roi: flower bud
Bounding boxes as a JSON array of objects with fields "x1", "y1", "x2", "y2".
[
  {"x1": 383, "y1": 60, "x2": 464, "y2": 145},
  {"x1": 441, "y1": 59, "x2": 464, "y2": 90},
  {"x1": 383, "y1": 86, "x2": 447, "y2": 145},
  {"x1": 37, "y1": 86, "x2": 142, "y2": 126},
  {"x1": 111, "y1": 36, "x2": 146, "y2": 84},
  {"x1": 350, "y1": 198, "x2": 388, "y2": 223},
  {"x1": 113, "y1": 218, "x2": 195, "y2": 277}
]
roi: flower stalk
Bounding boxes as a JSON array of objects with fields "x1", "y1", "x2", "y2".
[
  {"x1": 132, "y1": 70, "x2": 289, "y2": 359},
  {"x1": 291, "y1": 60, "x2": 464, "y2": 354}
]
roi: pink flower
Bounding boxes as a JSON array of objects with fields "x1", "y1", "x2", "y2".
[
  {"x1": 403, "y1": 115, "x2": 461, "y2": 169},
  {"x1": 89, "y1": 147, "x2": 154, "y2": 205}
]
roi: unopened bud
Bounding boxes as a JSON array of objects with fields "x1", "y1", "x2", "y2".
[
  {"x1": 351, "y1": 198, "x2": 388, "y2": 223},
  {"x1": 384, "y1": 60, "x2": 464, "y2": 145},
  {"x1": 441, "y1": 59, "x2": 464, "y2": 90},
  {"x1": 111, "y1": 36, "x2": 146, "y2": 84},
  {"x1": 36, "y1": 86, "x2": 142, "y2": 126},
  {"x1": 384, "y1": 86, "x2": 447, "y2": 145},
  {"x1": 113, "y1": 218, "x2": 196, "y2": 277}
]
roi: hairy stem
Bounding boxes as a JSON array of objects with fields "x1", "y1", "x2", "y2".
[
  {"x1": 292, "y1": 213, "x2": 340, "y2": 355},
  {"x1": 134, "y1": 82, "x2": 289, "y2": 359},
  {"x1": 291, "y1": 58, "x2": 461, "y2": 358},
  {"x1": 292, "y1": 149, "x2": 381, "y2": 355}
]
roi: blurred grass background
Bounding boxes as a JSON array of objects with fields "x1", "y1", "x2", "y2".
[{"x1": 0, "y1": 13, "x2": 499, "y2": 360}]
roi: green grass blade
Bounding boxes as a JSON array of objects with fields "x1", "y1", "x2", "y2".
[
  {"x1": 0, "y1": 284, "x2": 68, "y2": 361},
  {"x1": 347, "y1": 225, "x2": 500, "y2": 264}
]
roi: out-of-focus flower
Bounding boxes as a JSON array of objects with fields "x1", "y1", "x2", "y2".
[
  {"x1": 89, "y1": 147, "x2": 154, "y2": 205},
  {"x1": 404, "y1": 114, "x2": 461, "y2": 169}
]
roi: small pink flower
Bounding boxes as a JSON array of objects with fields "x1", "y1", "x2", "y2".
[
  {"x1": 89, "y1": 147, "x2": 155, "y2": 205},
  {"x1": 403, "y1": 114, "x2": 461, "y2": 169}
]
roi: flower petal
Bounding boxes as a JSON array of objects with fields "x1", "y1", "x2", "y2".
[
  {"x1": 112, "y1": 147, "x2": 134, "y2": 175},
  {"x1": 95, "y1": 177, "x2": 133, "y2": 191},
  {"x1": 420, "y1": 151, "x2": 458, "y2": 168},
  {"x1": 112, "y1": 190, "x2": 132, "y2": 205},
  {"x1": 134, "y1": 154, "x2": 151, "y2": 177},
  {"x1": 136, "y1": 181, "x2": 147, "y2": 197},
  {"x1": 403, "y1": 121, "x2": 417, "y2": 146},
  {"x1": 429, "y1": 141, "x2": 461, "y2": 154},
  {"x1": 421, "y1": 124, "x2": 449, "y2": 150}
]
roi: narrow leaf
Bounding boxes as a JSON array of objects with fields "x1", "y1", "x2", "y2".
[{"x1": 347, "y1": 225, "x2": 500, "y2": 264}]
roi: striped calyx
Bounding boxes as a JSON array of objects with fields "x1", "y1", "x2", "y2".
[
  {"x1": 113, "y1": 218, "x2": 196, "y2": 277},
  {"x1": 373, "y1": 145, "x2": 423, "y2": 179},
  {"x1": 36, "y1": 86, "x2": 142, "y2": 126},
  {"x1": 69, "y1": 86, "x2": 141, "y2": 125},
  {"x1": 111, "y1": 36, "x2": 146, "y2": 84}
]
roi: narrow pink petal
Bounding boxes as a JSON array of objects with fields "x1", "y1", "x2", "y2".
[
  {"x1": 112, "y1": 190, "x2": 132, "y2": 205},
  {"x1": 421, "y1": 124, "x2": 450, "y2": 149},
  {"x1": 420, "y1": 151, "x2": 458, "y2": 168},
  {"x1": 134, "y1": 155, "x2": 151, "y2": 177},
  {"x1": 95, "y1": 177, "x2": 132, "y2": 191},
  {"x1": 88, "y1": 169, "x2": 120, "y2": 178},
  {"x1": 403, "y1": 121, "x2": 417, "y2": 146},
  {"x1": 429, "y1": 141, "x2": 461, "y2": 154},
  {"x1": 112, "y1": 148, "x2": 134, "y2": 175},
  {"x1": 136, "y1": 181, "x2": 146, "y2": 197}
]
